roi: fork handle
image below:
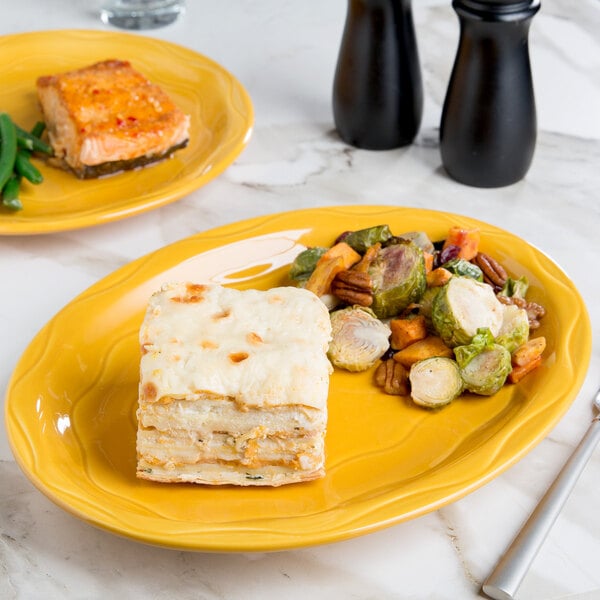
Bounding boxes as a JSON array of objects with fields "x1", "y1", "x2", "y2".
[{"x1": 483, "y1": 416, "x2": 600, "y2": 600}]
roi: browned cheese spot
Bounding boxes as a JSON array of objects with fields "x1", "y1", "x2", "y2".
[
  {"x1": 200, "y1": 339, "x2": 219, "y2": 349},
  {"x1": 246, "y1": 332, "x2": 263, "y2": 345},
  {"x1": 212, "y1": 308, "x2": 231, "y2": 320},
  {"x1": 142, "y1": 382, "x2": 158, "y2": 401},
  {"x1": 229, "y1": 352, "x2": 249, "y2": 364},
  {"x1": 170, "y1": 283, "x2": 206, "y2": 303}
]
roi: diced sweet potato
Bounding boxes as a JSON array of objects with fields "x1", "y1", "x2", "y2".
[
  {"x1": 390, "y1": 315, "x2": 428, "y2": 350},
  {"x1": 319, "y1": 242, "x2": 361, "y2": 270},
  {"x1": 305, "y1": 255, "x2": 345, "y2": 297},
  {"x1": 512, "y1": 337, "x2": 546, "y2": 367},
  {"x1": 443, "y1": 226, "x2": 480, "y2": 261},
  {"x1": 508, "y1": 355, "x2": 542, "y2": 383},
  {"x1": 423, "y1": 251, "x2": 434, "y2": 273},
  {"x1": 393, "y1": 336, "x2": 453, "y2": 368},
  {"x1": 353, "y1": 242, "x2": 381, "y2": 273},
  {"x1": 426, "y1": 267, "x2": 453, "y2": 288}
]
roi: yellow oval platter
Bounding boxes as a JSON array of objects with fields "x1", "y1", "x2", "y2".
[
  {"x1": 5, "y1": 206, "x2": 591, "y2": 551},
  {"x1": 0, "y1": 30, "x2": 253, "y2": 234}
]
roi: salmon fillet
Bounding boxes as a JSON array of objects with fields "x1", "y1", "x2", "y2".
[{"x1": 36, "y1": 59, "x2": 190, "y2": 179}]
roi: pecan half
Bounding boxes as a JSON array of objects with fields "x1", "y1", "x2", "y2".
[
  {"x1": 374, "y1": 359, "x2": 410, "y2": 395},
  {"x1": 498, "y1": 295, "x2": 546, "y2": 330},
  {"x1": 526, "y1": 302, "x2": 546, "y2": 329},
  {"x1": 473, "y1": 252, "x2": 508, "y2": 291},
  {"x1": 331, "y1": 269, "x2": 373, "y2": 306}
]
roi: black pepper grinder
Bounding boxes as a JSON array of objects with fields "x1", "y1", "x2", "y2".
[
  {"x1": 440, "y1": 0, "x2": 541, "y2": 187},
  {"x1": 333, "y1": 0, "x2": 423, "y2": 150}
]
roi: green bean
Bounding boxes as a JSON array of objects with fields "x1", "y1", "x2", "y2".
[
  {"x1": 31, "y1": 121, "x2": 46, "y2": 138},
  {"x1": 14, "y1": 123, "x2": 53, "y2": 155},
  {"x1": 2, "y1": 173, "x2": 23, "y2": 211},
  {"x1": 0, "y1": 113, "x2": 18, "y2": 191},
  {"x1": 15, "y1": 149, "x2": 43, "y2": 184},
  {"x1": 17, "y1": 136, "x2": 35, "y2": 151},
  {"x1": 1, "y1": 116, "x2": 48, "y2": 210}
]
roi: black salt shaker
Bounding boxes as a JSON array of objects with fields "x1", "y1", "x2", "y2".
[
  {"x1": 440, "y1": 0, "x2": 541, "y2": 187},
  {"x1": 333, "y1": 0, "x2": 423, "y2": 150}
]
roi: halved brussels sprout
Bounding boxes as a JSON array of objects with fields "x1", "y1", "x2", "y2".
[
  {"x1": 395, "y1": 231, "x2": 435, "y2": 254},
  {"x1": 368, "y1": 240, "x2": 427, "y2": 319},
  {"x1": 341, "y1": 225, "x2": 393, "y2": 253},
  {"x1": 409, "y1": 357, "x2": 464, "y2": 408},
  {"x1": 328, "y1": 306, "x2": 391, "y2": 372},
  {"x1": 440, "y1": 258, "x2": 483, "y2": 281},
  {"x1": 289, "y1": 247, "x2": 327, "y2": 282},
  {"x1": 457, "y1": 344, "x2": 512, "y2": 396},
  {"x1": 431, "y1": 276, "x2": 504, "y2": 347},
  {"x1": 496, "y1": 304, "x2": 530, "y2": 353}
]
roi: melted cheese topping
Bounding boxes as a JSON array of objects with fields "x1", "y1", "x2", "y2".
[{"x1": 139, "y1": 283, "x2": 332, "y2": 410}]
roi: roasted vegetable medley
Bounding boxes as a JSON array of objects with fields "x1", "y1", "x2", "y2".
[{"x1": 289, "y1": 224, "x2": 546, "y2": 409}]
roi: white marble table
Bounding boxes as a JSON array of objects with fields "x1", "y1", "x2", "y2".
[{"x1": 1, "y1": 1, "x2": 599, "y2": 598}]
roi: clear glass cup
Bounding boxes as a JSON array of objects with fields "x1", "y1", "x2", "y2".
[{"x1": 100, "y1": 0, "x2": 185, "y2": 30}]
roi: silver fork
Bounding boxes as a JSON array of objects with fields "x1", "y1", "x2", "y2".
[{"x1": 483, "y1": 385, "x2": 600, "y2": 600}]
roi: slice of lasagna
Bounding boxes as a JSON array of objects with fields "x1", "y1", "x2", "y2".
[
  {"x1": 136, "y1": 283, "x2": 332, "y2": 486},
  {"x1": 36, "y1": 59, "x2": 190, "y2": 178}
]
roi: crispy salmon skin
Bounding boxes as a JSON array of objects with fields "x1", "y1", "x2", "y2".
[{"x1": 36, "y1": 59, "x2": 190, "y2": 179}]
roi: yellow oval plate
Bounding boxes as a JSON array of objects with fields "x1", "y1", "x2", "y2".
[
  {"x1": 5, "y1": 206, "x2": 591, "y2": 551},
  {"x1": 0, "y1": 30, "x2": 253, "y2": 235}
]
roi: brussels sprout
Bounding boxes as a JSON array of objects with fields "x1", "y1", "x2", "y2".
[
  {"x1": 409, "y1": 357, "x2": 464, "y2": 408},
  {"x1": 328, "y1": 306, "x2": 391, "y2": 372},
  {"x1": 368, "y1": 240, "x2": 427, "y2": 319},
  {"x1": 289, "y1": 247, "x2": 327, "y2": 282},
  {"x1": 341, "y1": 225, "x2": 393, "y2": 253},
  {"x1": 395, "y1": 231, "x2": 435, "y2": 254},
  {"x1": 453, "y1": 327, "x2": 495, "y2": 367},
  {"x1": 440, "y1": 258, "x2": 483, "y2": 282},
  {"x1": 499, "y1": 275, "x2": 529, "y2": 299},
  {"x1": 457, "y1": 343, "x2": 512, "y2": 396},
  {"x1": 431, "y1": 276, "x2": 504, "y2": 347},
  {"x1": 496, "y1": 304, "x2": 530, "y2": 353}
]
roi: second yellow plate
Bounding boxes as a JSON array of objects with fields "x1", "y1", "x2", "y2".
[
  {"x1": 0, "y1": 30, "x2": 253, "y2": 234},
  {"x1": 5, "y1": 206, "x2": 591, "y2": 551}
]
